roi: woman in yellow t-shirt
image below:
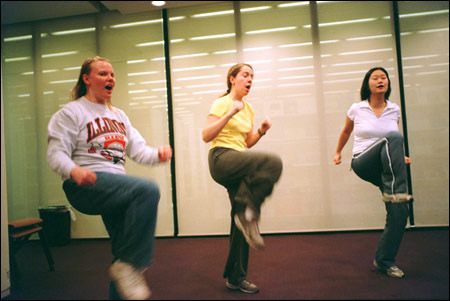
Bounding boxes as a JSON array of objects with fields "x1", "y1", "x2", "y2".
[{"x1": 202, "y1": 63, "x2": 282, "y2": 294}]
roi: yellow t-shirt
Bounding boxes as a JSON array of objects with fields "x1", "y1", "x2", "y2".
[{"x1": 209, "y1": 94, "x2": 254, "y2": 152}]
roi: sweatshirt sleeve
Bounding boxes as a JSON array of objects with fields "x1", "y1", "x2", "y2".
[
  {"x1": 47, "y1": 106, "x2": 78, "y2": 180},
  {"x1": 124, "y1": 114, "x2": 160, "y2": 165}
]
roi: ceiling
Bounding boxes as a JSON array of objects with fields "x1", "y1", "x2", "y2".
[{"x1": 1, "y1": 1, "x2": 221, "y2": 25}]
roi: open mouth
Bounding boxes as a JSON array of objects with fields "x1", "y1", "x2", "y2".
[
  {"x1": 105, "y1": 85, "x2": 113, "y2": 91},
  {"x1": 377, "y1": 85, "x2": 384, "y2": 88}
]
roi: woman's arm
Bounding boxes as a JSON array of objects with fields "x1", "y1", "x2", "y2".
[
  {"x1": 202, "y1": 100, "x2": 243, "y2": 142},
  {"x1": 246, "y1": 117, "x2": 271, "y2": 148},
  {"x1": 333, "y1": 116, "x2": 354, "y2": 165}
]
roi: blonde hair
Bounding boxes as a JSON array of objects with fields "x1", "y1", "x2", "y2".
[
  {"x1": 71, "y1": 56, "x2": 114, "y2": 110},
  {"x1": 220, "y1": 63, "x2": 253, "y2": 97}
]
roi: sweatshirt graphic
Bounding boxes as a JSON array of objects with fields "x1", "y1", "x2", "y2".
[{"x1": 47, "y1": 97, "x2": 159, "y2": 180}]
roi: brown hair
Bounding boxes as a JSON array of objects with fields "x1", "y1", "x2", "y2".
[
  {"x1": 220, "y1": 63, "x2": 253, "y2": 97},
  {"x1": 71, "y1": 56, "x2": 114, "y2": 109}
]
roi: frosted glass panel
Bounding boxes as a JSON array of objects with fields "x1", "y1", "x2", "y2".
[
  {"x1": 168, "y1": 2, "x2": 237, "y2": 235},
  {"x1": 398, "y1": 1, "x2": 449, "y2": 225},
  {"x1": 318, "y1": 1, "x2": 401, "y2": 229},
  {"x1": 99, "y1": 11, "x2": 174, "y2": 236},
  {"x1": 2, "y1": 24, "x2": 39, "y2": 221}
]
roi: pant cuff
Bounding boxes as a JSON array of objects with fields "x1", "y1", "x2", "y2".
[{"x1": 382, "y1": 193, "x2": 412, "y2": 203}]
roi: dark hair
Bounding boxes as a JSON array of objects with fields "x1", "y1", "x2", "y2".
[
  {"x1": 71, "y1": 56, "x2": 113, "y2": 109},
  {"x1": 360, "y1": 67, "x2": 391, "y2": 101},
  {"x1": 220, "y1": 63, "x2": 254, "y2": 97}
]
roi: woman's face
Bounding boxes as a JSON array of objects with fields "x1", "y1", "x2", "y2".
[
  {"x1": 368, "y1": 69, "x2": 389, "y2": 96},
  {"x1": 230, "y1": 65, "x2": 253, "y2": 96},
  {"x1": 83, "y1": 60, "x2": 115, "y2": 103}
]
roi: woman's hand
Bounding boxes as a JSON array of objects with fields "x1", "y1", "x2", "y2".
[
  {"x1": 158, "y1": 145, "x2": 173, "y2": 162},
  {"x1": 231, "y1": 100, "x2": 244, "y2": 115},
  {"x1": 405, "y1": 156, "x2": 411, "y2": 165},
  {"x1": 333, "y1": 153, "x2": 342, "y2": 165},
  {"x1": 70, "y1": 166, "x2": 97, "y2": 186},
  {"x1": 259, "y1": 117, "x2": 272, "y2": 135}
]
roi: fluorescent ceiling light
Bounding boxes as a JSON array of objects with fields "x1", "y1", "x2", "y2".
[
  {"x1": 63, "y1": 66, "x2": 81, "y2": 71},
  {"x1": 246, "y1": 26, "x2": 297, "y2": 34},
  {"x1": 279, "y1": 42, "x2": 312, "y2": 48},
  {"x1": 326, "y1": 70, "x2": 368, "y2": 76},
  {"x1": 400, "y1": 9, "x2": 449, "y2": 18},
  {"x1": 51, "y1": 28, "x2": 95, "y2": 35},
  {"x1": 128, "y1": 71, "x2": 159, "y2": 76},
  {"x1": 189, "y1": 33, "x2": 235, "y2": 40},
  {"x1": 304, "y1": 18, "x2": 376, "y2": 28},
  {"x1": 279, "y1": 66, "x2": 313, "y2": 71},
  {"x1": 173, "y1": 65, "x2": 216, "y2": 72},
  {"x1": 172, "y1": 53, "x2": 208, "y2": 59},
  {"x1": 418, "y1": 28, "x2": 449, "y2": 34},
  {"x1": 278, "y1": 56, "x2": 313, "y2": 61},
  {"x1": 136, "y1": 41, "x2": 164, "y2": 47},
  {"x1": 49, "y1": 79, "x2": 78, "y2": 84},
  {"x1": 193, "y1": 10, "x2": 233, "y2": 18},
  {"x1": 111, "y1": 19, "x2": 162, "y2": 29},
  {"x1": 241, "y1": 6, "x2": 271, "y2": 12},
  {"x1": 280, "y1": 75, "x2": 314, "y2": 80},
  {"x1": 42, "y1": 51, "x2": 79, "y2": 58},
  {"x1": 278, "y1": 2, "x2": 309, "y2": 8},
  {"x1": 402, "y1": 54, "x2": 440, "y2": 60},
  {"x1": 4, "y1": 35, "x2": 32, "y2": 42},
  {"x1": 339, "y1": 48, "x2": 392, "y2": 55},
  {"x1": 243, "y1": 46, "x2": 272, "y2": 52},
  {"x1": 140, "y1": 80, "x2": 166, "y2": 84},
  {"x1": 176, "y1": 75, "x2": 221, "y2": 81},
  {"x1": 346, "y1": 34, "x2": 392, "y2": 41},
  {"x1": 128, "y1": 90, "x2": 148, "y2": 94},
  {"x1": 127, "y1": 59, "x2": 147, "y2": 64},
  {"x1": 214, "y1": 50, "x2": 237, "y2": 54},
  {"x1": 169, "y1": 16, "x2": 185, "y2": 21},
  {"x1": 152, "y1": 1, "x2": 165, "y2": 7},
  {"x1": 331, "y1": 60, "x2": 382, "y2": 67},
  {"x1": 4, "y1": 56, "x2": 30, "y2": 62}
]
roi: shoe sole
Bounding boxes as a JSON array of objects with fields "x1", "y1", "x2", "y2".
[
  {"x1": 234, "y1": 215, "x2": 264, "y2": 250},
  {"x1": 226, "y1": 281, "x2": 259, "y2": 294}
]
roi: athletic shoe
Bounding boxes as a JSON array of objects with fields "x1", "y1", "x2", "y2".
[
  {"x1": 226, "y1": 279, "x2": 259, "y2": 294},
  {"x1": 373, "y1": 259, "x2": 405, "y2": 278},
  {"x1": 109, "y1": 260, "x2": 151, "y2": 300},
  {"x1": 234, "y1": 212, "x2": 264, "y2": 250}
]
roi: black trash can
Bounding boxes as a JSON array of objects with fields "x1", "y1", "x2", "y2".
[{"x1": 38, "y1": 205, "x2": 71, "y2": 246}]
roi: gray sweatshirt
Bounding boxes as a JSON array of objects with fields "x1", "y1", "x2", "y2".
[{"x1": 47, "y1": 97, "x2": 160, "y2": 180}]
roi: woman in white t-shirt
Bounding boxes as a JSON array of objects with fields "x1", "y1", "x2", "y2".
[{"x1": 334, "y1": 67, "x2": 412, "y2": 278}]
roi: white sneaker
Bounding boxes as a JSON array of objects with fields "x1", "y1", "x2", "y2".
[
  {"x1": 373, "y1": 260, "x2": 405, "y2": 278},
  {"x1": 234, "y1": 213, "x2": 264, "y2": 250},
  {"x1": 109, "y1": 260, "x2": 151, "y2": 300}
]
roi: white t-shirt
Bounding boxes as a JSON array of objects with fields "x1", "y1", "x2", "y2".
[
  {"x1": 347, "y1": 100, "x2": 400, "y2": 155},
  {"x1": 47, "y1": 97, "x2": 160, "y2": 180}
]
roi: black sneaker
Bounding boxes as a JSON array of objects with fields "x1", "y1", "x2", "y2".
[
  {"x1": 234, "y1": 213, "x2": 264, "y2": 250},
  {"x1": 226, "y1": 279, "x2": 259, "y2": 294}
]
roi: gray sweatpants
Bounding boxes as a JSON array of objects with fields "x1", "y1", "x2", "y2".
[{"x1": 351, "y1": 131, "x2": 410, "y2": 268}]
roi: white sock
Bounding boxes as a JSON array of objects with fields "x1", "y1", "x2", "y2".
[{"x1": 245, "y1": 206, "x2": 255, "y2": 222}]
